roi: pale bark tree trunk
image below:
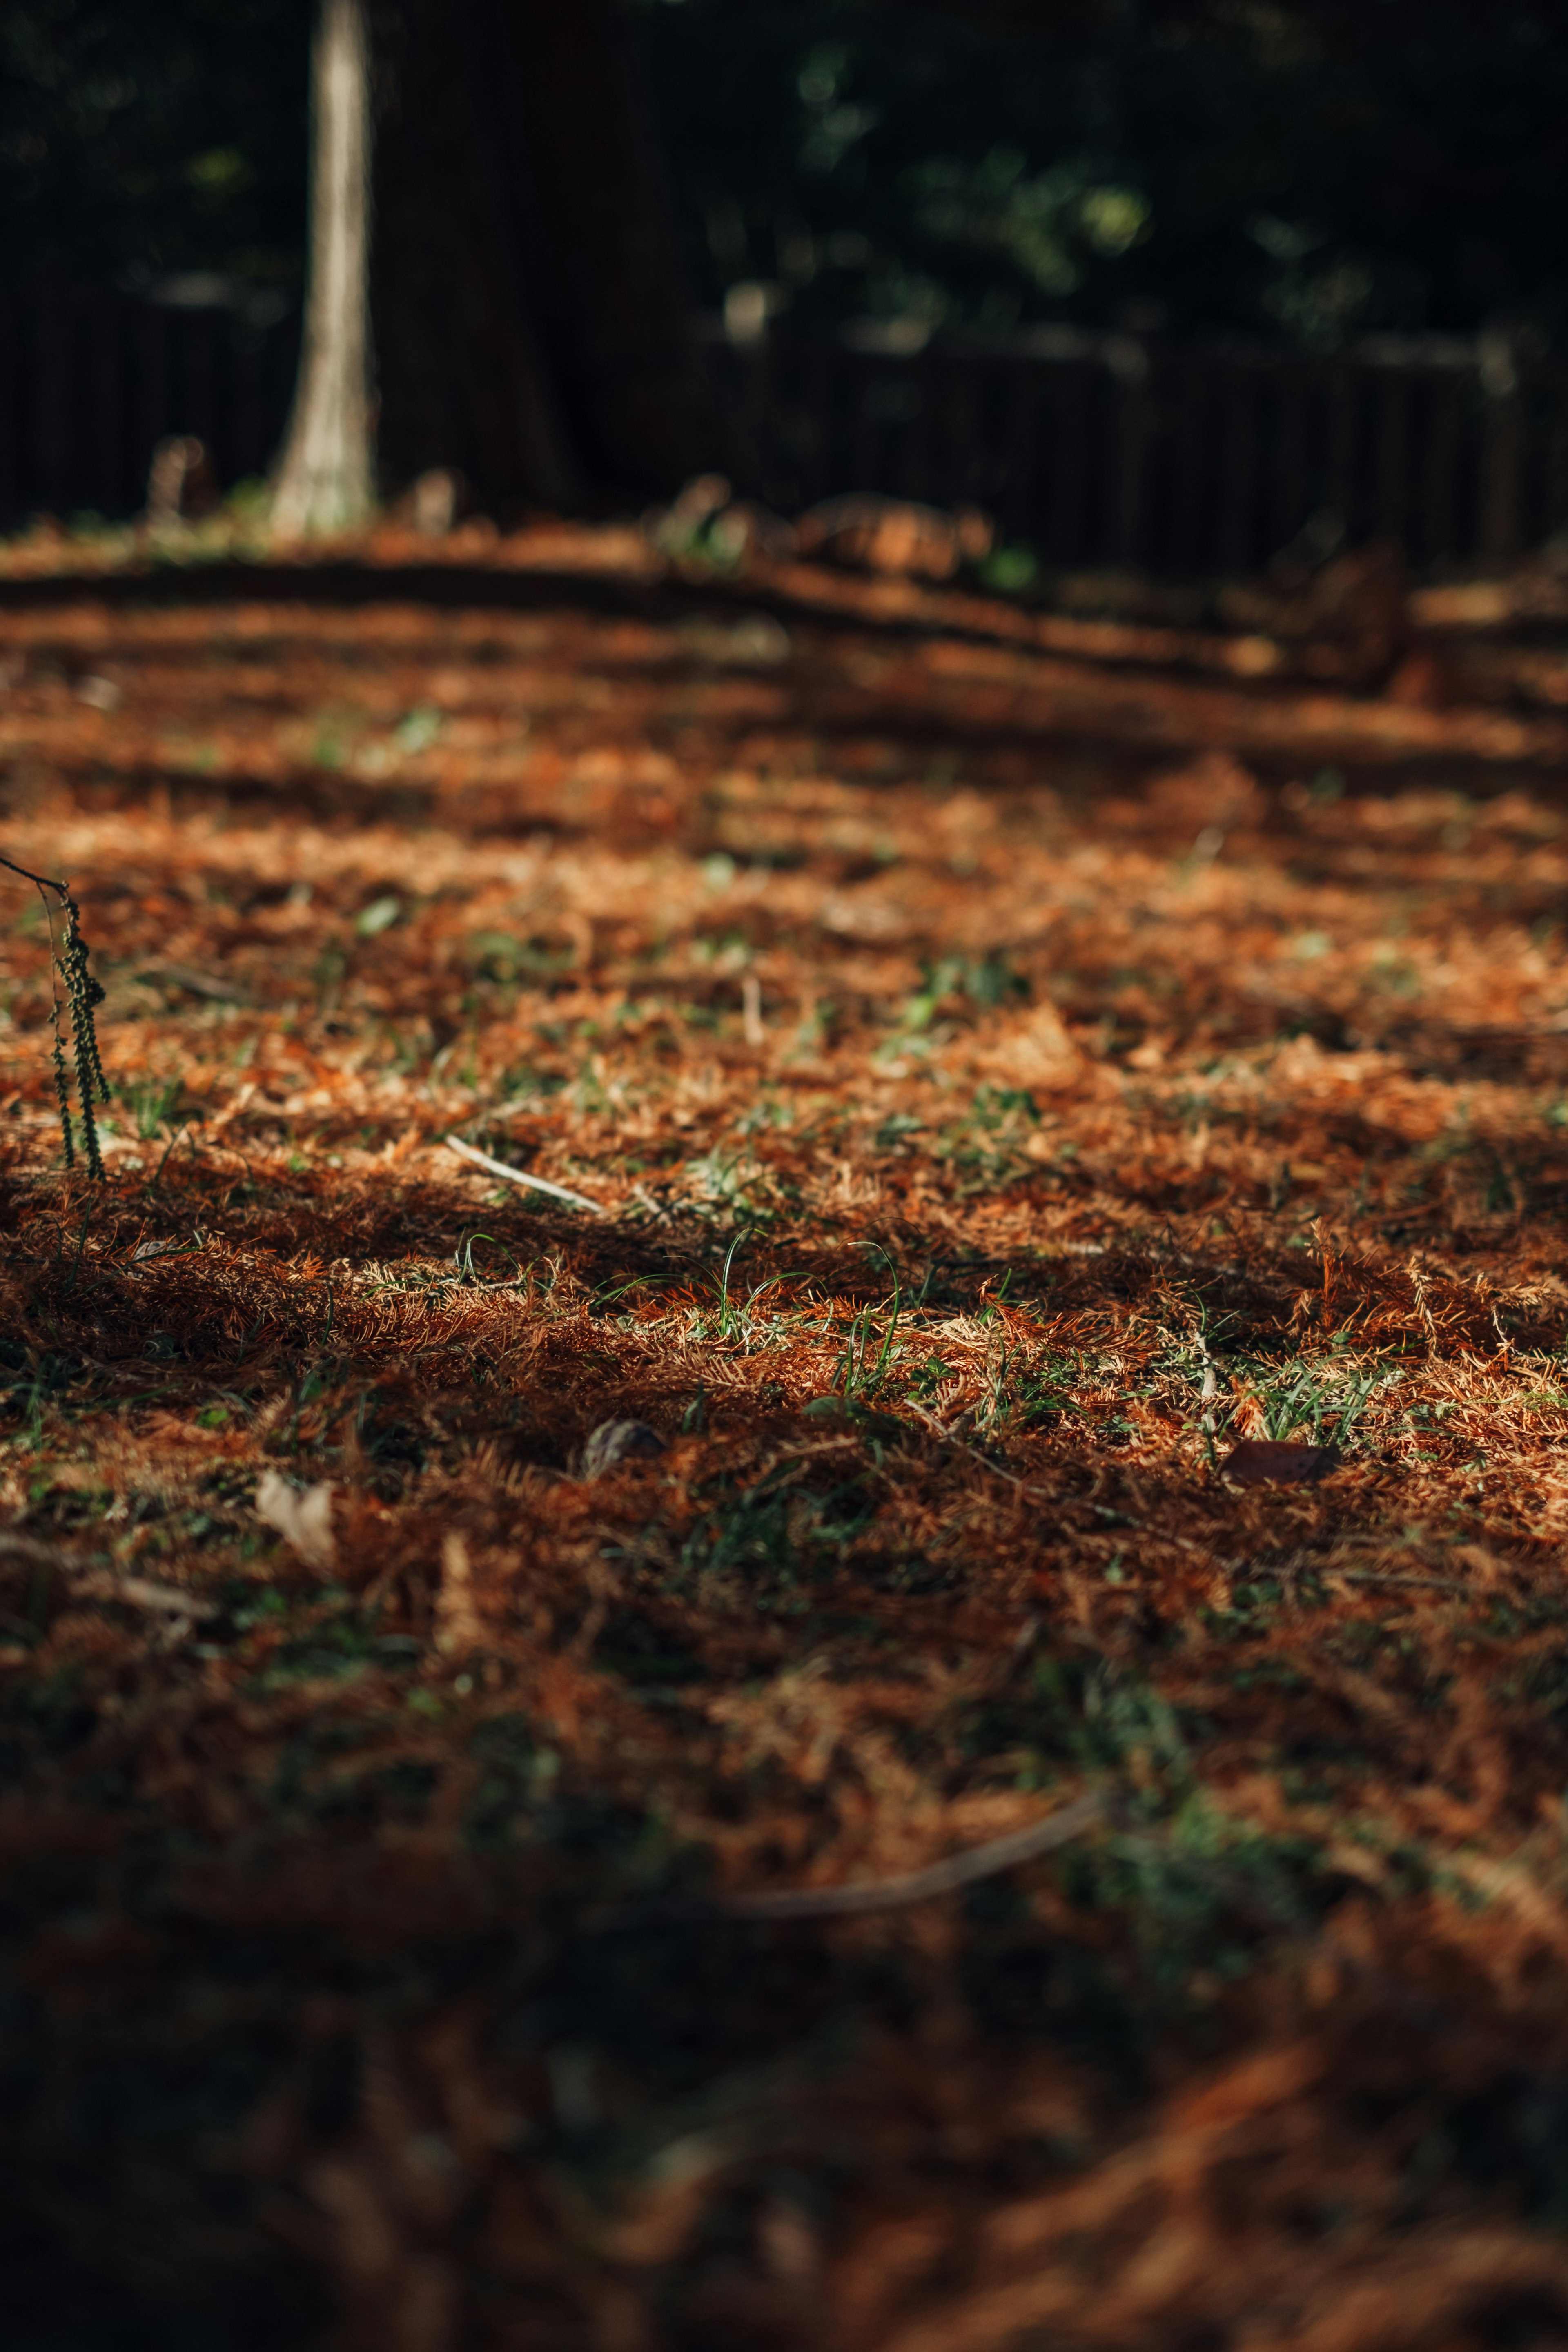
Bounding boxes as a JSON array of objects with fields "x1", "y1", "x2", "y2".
[{"x1": 272, "y1": 0, "x2": 376, "y2": 535}]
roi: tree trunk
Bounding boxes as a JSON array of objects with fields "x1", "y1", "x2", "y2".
[
  {"x1": 370, "y1": 0, "x2": 713, "y2": 514},
  {"x1": 368, "y1": 0, "x2": 580, "y2": 511},
  {"x1": 461, "y1": 0, "x2": 715, "y2": 497},
  {"x1": 272, "y1": 0, "x2": 376, "y2": 535}
]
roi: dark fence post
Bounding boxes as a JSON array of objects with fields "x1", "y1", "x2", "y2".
[
  {"x1": 1479, "y1": 327, "x2": 1523, "y2": 564},
  {"x1": 1216, "y1": 360, "x2": 1260, "y2": 575},
  {"x1": 1166, "y1": 352, "x2": 1209, "y2": 575},
  {"x1": 1422, "y1": 371, "x2": 1462, "y2": 568},
  {"x1": 1270, "y1": 363, "x2": 1310, "y2": 555},
  {"x1": 998, "y1": 356, "x2": 1042, "y2": 546},
  {"x1": 1106, "y1": 336, "x2": 1151, "y2": 567},
  {"x1": 88, "y1": 295, "x2": 125, "y2": 517},
  {"x1": 1543, "y1": 361, "x2": 1568, "y2": 551},
  {"x1": 0, "y1": 290, "x2": 17, "y2": 528},
  {"x1": 34, "y1": 294, "x2": 74, "y2": 517},
  {"x1": 132, "y1": 303, "x2": 169, "y2": 510}
]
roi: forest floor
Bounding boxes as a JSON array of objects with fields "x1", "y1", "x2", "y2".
[{"x1": 7, "y1": 532, "x2": 1568, "y2": 2350}]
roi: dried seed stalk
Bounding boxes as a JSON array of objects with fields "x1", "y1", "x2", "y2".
[{"x1": 1, "y1": 854, "x2": 110, "y2": 1178}]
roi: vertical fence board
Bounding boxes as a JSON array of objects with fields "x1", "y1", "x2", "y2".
[
  {"x1": 232, "y1": 329, "x2": 267, "y2": 486},
  {"x1": 88, "y1": 297, "x2": 125, "y2": 517},
  {"x1": 132, "y1": 305, "x2": 169, "y2": 514},
  {"x1": 1480, "y1": 389, "x2": 1523, "y2": 563},
  {"x1": 1042, "y1": 366, "x2": 1092, "y2": 566},
  {"x1": 1373, "y1": 370, "x2": 1412, "y2": 545},
  {"x1": 1108, "y1": 366, "x2": 1150, "y2": 567},
  {"x1": 1216, "y1": 364, "x2": 1259, "y2": 574},
  {"x1": 1270, "y1": 366, "x2": 1310, "y2": 555},
  {"x1": 1422, "y1": 375, "x2": 1462, "y2": 567},
  {"x1": 1543, "y1": 366, "x2": 1568, "y2": 546},
  {"x1": 1323, "y1": 364, "x2": 1361, "y2": 548},
  {"x1": 34, "y1": 296, "x2": 74, "y2": 517},
  {"x1": 1165, "y1": 355, "x2": 1209, "y2": 576},
  {"x1": 997, "y1": 360, "x2": 1041, "y2": 545},
  {"x1": 0, "y1": 292, "x2": 17, "y2": 528}
]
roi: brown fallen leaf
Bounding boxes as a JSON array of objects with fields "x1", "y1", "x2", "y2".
[{"x1": 1221, "y1": 1439, "x2": 1341, "y2": 1487}]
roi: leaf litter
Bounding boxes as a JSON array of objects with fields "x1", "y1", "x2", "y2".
[{"x1": 4, "y1": 538, "x2": 1568, "y2": 2345}]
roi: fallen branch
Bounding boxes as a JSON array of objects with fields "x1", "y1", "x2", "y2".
[
  {"x1": 442, "y1": 1134, "x2": 607, "y2": 1214},
  {"x1": 0, "y1": 1530, "x2": 220, "y2": 1621},
  {"x1": 0, "y1": 854, "x2": 69, "y2": 900},
  {"x1": 1330, "y1": 1569, "x2": 1477, "y2": 1595},
  {"x1": 78, "y1": 1572, "x2": 221, "y2": 1620},
  {"x1": 721, "y1": 1788, "x2": 1107, "y2": 1920}
]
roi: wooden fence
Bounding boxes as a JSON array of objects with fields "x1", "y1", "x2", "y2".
[
  {"x1": 3, "y1": 284, "x2": 1567, "y2": 580},
  {"x1": 706, "y1": 327, "x2": 1568, "y2": 578},
  {"x1": 0, "y1": 286, "x2": 299, "y2": 529}
]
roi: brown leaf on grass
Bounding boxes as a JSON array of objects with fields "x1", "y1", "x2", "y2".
[{"x1": 1221, "y1": 1439, "x2": 1341, "y2": 1487}]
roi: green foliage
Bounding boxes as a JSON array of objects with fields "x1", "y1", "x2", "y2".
[
  {"x1": 900, "y1": 953, "x2": 1027, "y2": 1034},
  {"x1": 1231, "y1": 1346, "x2": 1391, "y2": 1448},
  {"x1": 126, "y1": 1074, "x2": 184, "y2": 1138},
  {"x1": 835, "y1": 1245, "x2": 902, "y2": 1402},
  {"x1": 0, "y1": 0, "x2": 310, "y2": 286},
  {"x1": 633, "y1": 1, "x2": 1568, "y2": 349},
  {"x1": 679, "y1": 1461, "x2": 870, "y2": 1595},
  {"x1": 4, "y1": 0, "x2": 1564, "y2": 377}
]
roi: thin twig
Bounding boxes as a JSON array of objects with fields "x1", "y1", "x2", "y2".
[
  {"x1": 0, "y1": 1530, "x2": 66, "y2": 1566},
  {"x1": 721, "y1": 1788, "x2": 1107, "y2": 1920},
  {"x1": 442, "y1": 1134, "x2": 607, "y2": 1214},
  {"x1": 0, "y1": 1531, "x2": 219, "y2": 1619},
  {"x1": 763, "y1": 1435, "x2": 865, "y2": 1464},
  {"x1": 78, "y1": 1572, "x2": 221, "y2": 1620},
  {"x1": 0, "y1": 854, "x2": 69, "y2": 902},
  {"x1": 1329, "y1": 1569, "x2": 1478, "y2": 1595},
  {"x1": 907, "y1": 1403, "x2": 1044, "y2": 1498}
]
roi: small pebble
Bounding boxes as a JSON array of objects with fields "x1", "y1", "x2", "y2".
[{"x1": 580, "y1": 1420, "x2": 666, "y2": 1479}]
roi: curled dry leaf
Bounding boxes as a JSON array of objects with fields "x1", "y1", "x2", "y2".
[
  {"x1": 254, "y1": 1469, "x2": 338, "y2": 1570},
  {"x1": 1221, "y1": 1439, "x2": 1341, "y2": 1488}
]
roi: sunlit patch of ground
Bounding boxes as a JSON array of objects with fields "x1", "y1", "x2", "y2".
[{"x1": 6, "y1": 578, "x2": 1568, "y2": 2349}]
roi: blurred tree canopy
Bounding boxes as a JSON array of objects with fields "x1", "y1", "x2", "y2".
[
  {"x1": 633, "y1": 0, "x2": 1568, "y2": 350},
  {"x1": 0, "y1": 0, "x2": 311, "y2": 290},
  {"x1": 0, "y1": 0, "x2": 1564, "y2": 356}
]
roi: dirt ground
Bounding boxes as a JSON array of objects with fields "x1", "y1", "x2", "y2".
[{"x1": 7, "y1": 535, "x2": 1568, "y2": 2351}]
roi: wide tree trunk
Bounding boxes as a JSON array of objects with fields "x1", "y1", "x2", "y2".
[
  {"x1": 272, "y1": 0, "x2": 376, "y2": 535},
  {"x1": 272, "y1": 0, "x2": 712, "y2": 523},
  {"x1": 370, "y1": 0, "x2": 713, "y2": 513},
  {"x1": 367, "y1": 0, "x2": 579, "y2": 511}
]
